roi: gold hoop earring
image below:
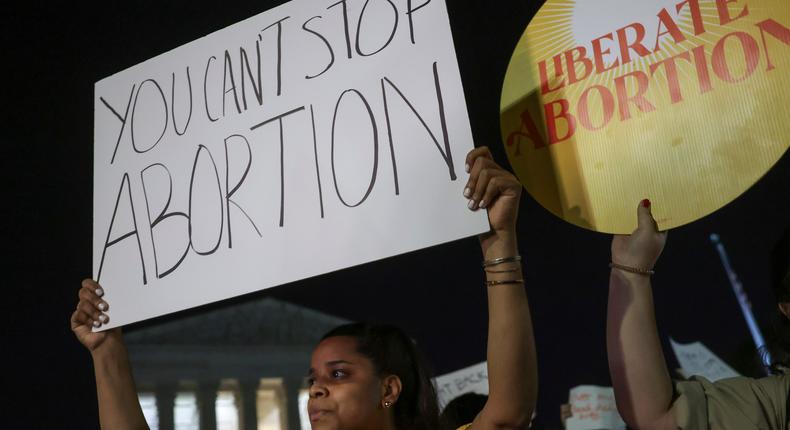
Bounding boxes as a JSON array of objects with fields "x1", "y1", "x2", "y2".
[{"x1": 384, "y1": 401, "x2": 392, "y2": 408}]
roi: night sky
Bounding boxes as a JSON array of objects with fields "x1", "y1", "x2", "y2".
[{"x1": 5, "y1": 1, "x2": 789, "y2": 428}]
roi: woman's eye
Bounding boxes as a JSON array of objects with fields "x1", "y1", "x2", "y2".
[
  {"x1": 307, "y1": 377, "x2": 315, "y2": 386},
  {"x1": 331, "y1": 370, "x2": 347, "y2": 378}
]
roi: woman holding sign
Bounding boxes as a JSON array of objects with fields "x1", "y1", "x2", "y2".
[
  {"x1": 71, "y1": 146, "x2": 538, "y2": 430},
  {"x1": 606, "y1": 202, "x2": 790, "y2": 429}
]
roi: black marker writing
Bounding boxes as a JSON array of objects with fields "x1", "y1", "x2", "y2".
[
  {"x1": 224, "y1": 134, "x2": 262, "y2": 248},
  {"x1": 140, "y1": 163, "x2": 190, "y2": 278},
  {"x1": 188, "y1": 145, "x2": 225, "y2": 255},
  {"x1": 204, "y1": 55, "x2": 219, "y2": 122},
  {"x1": 171, "y1": 68, "x2": 193, "y2": 136},
  {"x1": 250, "y1": 106, "x2": 306, "y2": 227},
  {"x1": 355, "y1": 0, "x2": 398, "y2": 57},
  {"x1": 260, "y1": 16, "x2": 291, "y2": 97},
  {"x1": 331, "y1": 89, "x2": 379, "y2": 208},
  {"x1": 303, "y1": 16, "x2": 335, "y2": 79},
  {"x1": 100, "y1": 84, "x2": 136, "y2": 164},
  {"x1": 223, "y1": 50, "x2": 242, "y2": 116},
  {"x1": 97, "y1": 173, "x2": 147, "y2": 285},
  {"x1": 240, "y1": 42, "x2": 264, "y2": 109}
]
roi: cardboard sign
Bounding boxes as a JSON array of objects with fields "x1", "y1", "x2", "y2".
[
  {"x1": 434, "y1": 362, "x2": 489, "y2": 408},
  {"x1": 670, "y1": 338, "x2": 740, "y2": 382},
  {"x1": 565, "y1": 385, "x2": 625, "y2": 430},
  {"x1": 500, "y1": 0, "x2": 790, "y2": 233},
  {"x1": 93, "y1": 0, "x2": 487, "y2": 328}
]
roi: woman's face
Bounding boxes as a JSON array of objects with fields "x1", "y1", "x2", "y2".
[{"x1": 307, "y1": 336, "x2": 388, "y2": 430}]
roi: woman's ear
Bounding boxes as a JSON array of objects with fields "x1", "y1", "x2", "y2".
[
  {"x1": 778, "y1": 302, "x2": 790, "y2": 319},
  {"x1": 380, "y1": 375, "x2": 402, "y2": 408}
]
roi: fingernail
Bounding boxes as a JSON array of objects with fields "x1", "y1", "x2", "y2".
[
  {"x1": 95, "y1": 288, "x2": 104, "y2": 297},
  {"x1": 92, "y1": 320, "x2": 101, "y2": 328},
  {"x1": 98, "y1": 302, "x2": 106, "y2": 311},
  {"x1": 467, "y1": 200, "x2": 476, "y2": 210},
  {"x1": 463, "y1": 187, "x2": 471, "y2": 198},
  {"x1": 479, "y1": 200, "x2": 486, "y2": 208},
  {"x1": 99, "y1": 314, "x2": 109, "y2": 323},
  {"x1": 465, "y1": 163, "x2": 470, "y2": 173},
  {"x1": 641, "y1": 199, "x2": 651, "y2": 208}
]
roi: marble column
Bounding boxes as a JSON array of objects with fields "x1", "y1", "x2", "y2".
[
  {"x1": 155, "y1": 384, "x2": 177, "y2": 430},
  {"x1": 283, "y1": 376, "x2": 305, "y2": 430},
  {"x1": 239, "y1": 379, "x2": 260, "y2": 430},
  {"x1": 197, "y1": 381, "x2": 218, "y2": 430}
]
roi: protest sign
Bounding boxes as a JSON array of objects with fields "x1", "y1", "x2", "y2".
[
  {"x1": 565, "y1": 385, "x2": 625, "y2": 430},
  {"x1": 93, "y1": 0, "x2": 487, "y2": 328},
  {"x1": 670, "y1": 338, "x2": 740, "y2": 382},
  {"x1": 501, "y1": 0, "x2": 790, "y2": 233},
  {"x1": 434, "y1": 361, "x2": 488, "y2": 409}
]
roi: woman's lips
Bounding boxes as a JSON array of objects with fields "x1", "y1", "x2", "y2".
[{"x1": 309, "y1": 408, "x2": 330, "y2": 421}]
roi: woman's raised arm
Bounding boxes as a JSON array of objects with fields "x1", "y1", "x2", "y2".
[
  {"x1": 606, "y1": 201, "x2": 674, "y2": 430},
  {"x1": 72, "y1": 279, "x2": 149, "y2": 430},
  {"x1": 465, "y1": 146, "x2": 537, "y2": 430}
]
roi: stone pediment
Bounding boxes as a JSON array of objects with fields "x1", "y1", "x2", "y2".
[{"x1": 124, "y1": 298, "x2": 349, "y2": 347}]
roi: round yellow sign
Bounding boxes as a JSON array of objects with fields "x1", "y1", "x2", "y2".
[{"x1": 501, "y1": 0, "x2": 790, "y2": 233}]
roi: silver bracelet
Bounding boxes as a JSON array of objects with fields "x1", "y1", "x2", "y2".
[{"x1": 482, "y1": 255, "x2": 522, "y2": 268}]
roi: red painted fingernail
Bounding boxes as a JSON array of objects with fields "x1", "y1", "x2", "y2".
[{"x1": 641, "y1": 199, "x2": 651, "y2": 208}]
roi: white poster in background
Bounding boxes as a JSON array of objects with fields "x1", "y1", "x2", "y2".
[
  {"x1": 433, "y1": 362, "x2": 489, "y2": 409},
  {"x1": 565, "y1": 386, "x2": 625, "y2": 430},
  {"x1": 93, "y1": 0, "x2": 488, "y2": 329},
  {"x1": 670, "y1": 338, "x2": 740, "y2": 382}
]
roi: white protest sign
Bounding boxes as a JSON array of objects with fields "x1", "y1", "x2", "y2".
[
  {"x1": 93, "y1": 0, "x2": 487, "y2": 329},
  {"x1": 670, "y1": 338, "x2": 740, "y2": 382},
  {"x1": 433, "y1": 361, "x2": 488, "y2": 409},
  {"x1": 565, "y1": 386, "x2": 625, "y2": 430}
]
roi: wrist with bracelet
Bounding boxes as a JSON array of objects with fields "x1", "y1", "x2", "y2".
[
  {"x1": 609, "y1": 261, "x2": 655, "y2": 276},
  {"x1": 482, "y1": 255, "x2": 523, "y2": 287}
]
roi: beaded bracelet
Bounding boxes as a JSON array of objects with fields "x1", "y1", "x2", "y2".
[{"x1": 609, "y1": 262, "x2": 655, "y2": 276}]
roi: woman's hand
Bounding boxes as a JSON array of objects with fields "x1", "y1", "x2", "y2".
[
  {"x1": 72, "y1": 280, "x2": 148, "y2": 429},
  {"x1": 464, "y1": 146, "x2": 522, "y2": 249},
  {"x1": 611, "y1": 200, "x2": 667, "y2": 272},
  {"x1": 71, "y1": 279, "x2": 121, "y2": 353}
]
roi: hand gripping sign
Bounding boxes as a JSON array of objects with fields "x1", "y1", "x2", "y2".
[
  {"x1": 93, "y1": 0, "x2": 487, "y2": 328},
  {"x1": 501, "y1": 0, "x2": 790, "y2": 233}
]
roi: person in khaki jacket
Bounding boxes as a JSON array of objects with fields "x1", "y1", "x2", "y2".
[{"x1": 606, "y1": 201, "x2": 790, "y2": 430}]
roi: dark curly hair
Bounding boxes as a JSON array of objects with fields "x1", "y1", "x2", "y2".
[{"x1": 321, "y1": 323, "x2": 440, "y2": 430}]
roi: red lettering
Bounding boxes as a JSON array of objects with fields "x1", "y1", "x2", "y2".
[
  {"x1": 617, "y1": 23, "x2": 652, "y2": 65},
  {"x1": 649, "y1": 52, "x2": 692, "y2": 103},
  {"x1": 715, "y1": 0, "x2": 749, "y2": 26},
  {"x1": 690, "y1": 45, "x2": 714, "y2": 94},
  {"x1": 676, "y1": 0, "x2": 706, "y2": 36},
  {"x1": 592, "y1": 33, "x2": 620, "y2": 74},
  {"x1": 564, "y1": 47, "x2": 594, "y2": 85},
  {"x1": 614, "y1": 71, "x2": 656, "y2": 120},
  {"x1": 578, "y1": 85, "x2": 615, "y2": 130},
  {"x1": 654, "y1": 8, "x2": 687, "y2": 51},
  {"x1": 506, "y1": 108, "x2": 548, "y2": 150},
  {"x1": 712, "y1": 31, "x2": 760, "y2": 83},
  {"x1": 756, "y1": 19, "x2": 790, "y2": 71},
  {"x1": 539, "y1": 55, "x2": 566, "y2": 95},
  {"x1": 544, "y1": 99, "x2": 576, "y2": 144}
]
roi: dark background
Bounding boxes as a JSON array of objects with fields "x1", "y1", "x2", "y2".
[{"x1": 3, "y1": 1, "x2": 789, "y2": 428}]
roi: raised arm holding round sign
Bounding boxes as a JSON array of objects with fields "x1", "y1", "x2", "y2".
[{"x1": 607, "y1": 202, "x2": 790, "y2": 429}]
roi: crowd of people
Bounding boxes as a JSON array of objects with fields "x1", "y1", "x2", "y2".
[{"x1": 72, "y1": 146, "x2": 790, "y2": 429}]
